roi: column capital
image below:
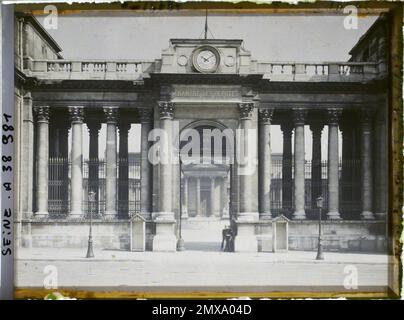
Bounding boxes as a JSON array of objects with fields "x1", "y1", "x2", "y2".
[
  {"x1": 34, "y1": 106, "x2": 50, "y2": 122},
  {"x1": 238, "y1": 102, "x2": 254, "y2": 120},
  {"x1": 292, "y1": 109, "x2": 307, "y2": 125},
  {"x1": 327, "y1": 108, "x2": 342, "y2": 125},
  {"x1": 158, "y1": 101, "x2": 174, "y2": 119},
  {"x1": 140, "y1": 108, "x2": 154, "y2": 123},
  {"x1": 68, "y1": 106, "x2": 84, "y2": 123},
  {"x1": 258, "y1": 108, "x2": 274, "y2": 124},
  {"x1": 103, "y1": 106, "x2": 119, "y2": 123}
]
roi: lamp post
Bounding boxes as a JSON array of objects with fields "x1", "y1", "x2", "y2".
[
  {"x1": 177, "y1": 158, "x2": 185, "y2": 251},
  {"x1": 315, "y1": 195, "x2": 324, "y2": 260},
  {"x1": 86, "y1": 190, "x2": 95, "y2": 258}
]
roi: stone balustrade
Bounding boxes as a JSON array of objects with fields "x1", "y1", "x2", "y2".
[
  {"x1": 27, "y1": 58, "x2": 381, "y2": 82},
  {"x1": 29, "y1": 59, "x2": 155, "y2": 81},
  {"x1": 254, "y1": 61, "x2": 380, "y2": 81}
]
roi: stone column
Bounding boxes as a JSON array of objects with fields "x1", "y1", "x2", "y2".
[
  {"x1": 327, "y1": 109, "x2": 342, "y2": 219},
  {"x1": 235, "y1": 102, "x2": 258, "y2": 252},
  {"x1": 140, "y1": 109, "x2": 153, "y2": 220},
  {"x1": 310, "y1": 123, "x2": 323, "y2": 207},
  {"x1": 69, "y1": 106, "x2": 84, "y2": 218},
  {"x1": 280, "y1": 123, "x2": 293, "y2": 213},
  {"x1": 195, "y1": 177, "x2": 201, "y2": 217},
  {"x1": 33, "y1": 106, "x2": 50, "y2": 218},
  {"x1": 339, "y1": 120, "x2": 352, "y2": 215},
  {"x1": 182, "y1": 176, "x2": 189, "y2": 219},
  {"x1": 258, "y1": 108, "x2": 273, "y2": 220},
  {"x1": 210, "y1": 177, "x2": 216, "y2": 217},
  {"x1": 375, "y1": 110, "x2": 387, "y2": 219},
  {"x1": 153, "y1": 101, "x2": 176, "y2": 251},
  {"x1": 87, "y1": 121, "x2": 101, "y2": 215},
  {"x1": 118, "y1": 121, "x2": 130, "y2": 218},
  {"x1": 22, "y1": 94, "x2": 34, "y2": 219},
  {"x1": 360, "y1": 110, "x2": 375, "y2": 220},
  {"x1": 292, "y1": 109, "x2": 307, "y2": 219},
  {"x1": 104, "y1": 107, "x2": 118, "y2": 219}
]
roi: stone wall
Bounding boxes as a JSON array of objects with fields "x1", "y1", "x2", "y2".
[{"x1": 258, "y1": 220, "x2": 387, "y2": 253}]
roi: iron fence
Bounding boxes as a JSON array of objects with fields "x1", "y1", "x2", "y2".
[{"x1": 48, "y1": 156, "x2": 362, "y2": 220}]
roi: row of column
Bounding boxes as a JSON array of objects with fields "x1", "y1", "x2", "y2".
[
  {"x1": 276, "y1": 108, "x2": 385, "y2": 220},
  {"x1": 33, "y1": 105, "x2": 154, "y2": 219},
  {"x1": 181, "y1": 175, "x2": 228, "y2": 218}
]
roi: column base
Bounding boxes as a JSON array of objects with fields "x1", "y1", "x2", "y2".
[
  {"x1": 326, "y1": 211, "x2": 341, "y2": 220},
  {"x1": 361, "y1": 211, "x2": 375, "y2": 220},
  {"x1": 375, "y1": 212, "x2": 387, "y2": 220},
  {"x1": 292, "y1": 210, "x2": 306, "y2": 220},
  {"x1": 34, "y1": 211, "x2": 48, "y2": 219},
  {"x1": 235, "y1": 221, "x2": 258, "y2": 252},
  {"x1": 259, "y1": 213, "x2": 272, "y2": 220},
  {"x1": 68, "y1": 211, "x2": 83, "y2": 219},
  {"x1": 181, "y1": 209, "x2": 189, "y2": 219},
  {"x1": 238, "y1": 212, "x2": 259, "y2": 222},
  {"x1": 152, "y1": 215, "x2": 177, "y2": 252},
  {"x1": 104, "y1": 211, "x2": 117, "y2": 220}
]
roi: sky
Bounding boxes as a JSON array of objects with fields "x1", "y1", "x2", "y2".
[{"x1": 35, "y1": 12, "x2": 379, "y2": 159}]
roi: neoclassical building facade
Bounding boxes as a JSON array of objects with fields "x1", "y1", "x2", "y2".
[{"x1": 14, "y1": 13, "x2": 389, "y2": 252}]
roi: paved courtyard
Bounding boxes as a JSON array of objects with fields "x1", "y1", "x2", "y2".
[{"x1": 15, "y1": 248, "x2": 390, "y2": 293}]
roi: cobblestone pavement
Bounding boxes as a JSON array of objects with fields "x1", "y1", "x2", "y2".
[{"x1": 15, "y1": 248, "x2": 390, "y2": 292}]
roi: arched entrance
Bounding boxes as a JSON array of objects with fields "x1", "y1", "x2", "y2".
[{"x1": 178, "y1": 121, "x2": 236, "y2": 251}]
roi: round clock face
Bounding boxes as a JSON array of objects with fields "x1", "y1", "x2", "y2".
[{"x1": 192, "y1": 46, "x2": 220, "y2": 73}]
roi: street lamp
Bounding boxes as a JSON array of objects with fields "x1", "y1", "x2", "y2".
[
  {"x1": 177, "y1": 158, "x2": 185, "y2": 251},
  {"x1": 315, "y1": 195, "x2": 324, "y2": 260},
  {"x1": 86, "y1": 190, "x2": 96, "y2": 258}
]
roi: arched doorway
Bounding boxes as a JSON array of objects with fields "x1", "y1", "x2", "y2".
[{"x1": 178, "y1": 121, "x2": 236, "y2": 251}]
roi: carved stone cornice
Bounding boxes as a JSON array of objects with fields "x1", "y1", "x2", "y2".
[
  {"x1": 327, "y1": 108, "x2": 342, "y2": 125},
  {"x1": 158, "y1": 101, "x2": 174, "y2": 120},
  {"x1": 34, "y1": 106, "x2": 50, "y2": 122},
  {"x1": 292, "y1": 109, "x2": 307, "y2": 126},
  {"x1": 258, "y1": 108, "x2": 274, "y2": 124},
  {"x1": 103, "y1": 107, "x2": 119, "y2": 123},
  {"x1": 238, "y1": 102, "x2": 254, "y2": 120},
  {"x1": 68, "y1": 106, "x2": 84, "y2": 123}
]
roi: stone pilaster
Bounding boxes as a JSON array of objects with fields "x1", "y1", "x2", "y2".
[
  {"x1": 87, "y1": 121, "x2": 101, "y2": 214},
  {"x1": 258, "y1": 108, "x2": 274, "y2": 220},
  {"x1": 182, "y1": 176, "x2": 189, "y2": 219},
  {"x1": 195, "y1": 177, "x2": 201, "y2": 217},
  {"x1": 69, "y1": 106, "x2": 84, "y2": 218},
  {"x1": 235, "y1": 101, "x2": 258, "y2": 252},
  {"x1": 280, "y1": 123, "x2": 293, "y2": 214},
  {"x1": 326, "y1": 108, "x2": 342, "y2": 220},
  {"x1": 310, "y1": 123, "x2": 323, "y2": 209},
  {"x1": 34, "y1": 106, "x2": 50, "y2": 218},
  {"x1": 374, "y1": 109, "x2": 387, "y2": 219},
  {"x1": 292, "y1": 109, "x2": 307, "y2": 220},
  {"x1": 360, "y1": 110, "x2": 375, "y2": 220},
  {"x1": 153, "y1": 101, "x2": 176, "y2": 251},
  {"x1": 140, "y1": 108, "x2": 153, "y2": 220},
  {"x1": 22, "y1": 94, "x2": 34, "y2": 220},
  {"x1": 104, "y1": 107, "x2": 118, "y2": 218},
  {"x1": 118, "y1": 121, "x2": 130, "y2": 218}
]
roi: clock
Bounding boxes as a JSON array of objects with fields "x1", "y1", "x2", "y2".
[{"x1": 192, "y1": 46, "x2": 220, "y2": 73}]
